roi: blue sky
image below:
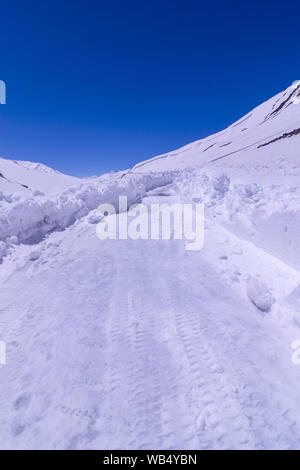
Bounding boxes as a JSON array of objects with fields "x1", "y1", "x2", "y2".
[{"x1": 1, "y1": 0, "x2": 299, "y2": 176}]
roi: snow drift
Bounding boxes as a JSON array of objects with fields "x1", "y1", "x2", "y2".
[{"x1": 0, "y1": 169, "x2": 175, "y2": 260}]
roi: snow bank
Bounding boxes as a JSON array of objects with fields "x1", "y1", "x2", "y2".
[
  {"x1": 175, "y1": 166, "x2": 300, "y2": 271},
  {"x1": 0, "y1": 170, "x2": 175, "y2": 261}
]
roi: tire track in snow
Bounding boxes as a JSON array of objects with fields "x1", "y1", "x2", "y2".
[
  {"x1": 158, "y1": 261, "x2": 256, "y2": 449},
  {"x1": 169, "y1": 250, "x2": 300, "y2": 449},
  {"x1": 106, "y1": 239, "x2": 200, "y2": 449}
]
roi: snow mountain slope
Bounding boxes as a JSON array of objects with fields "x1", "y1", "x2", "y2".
[
  {"x1": 132, "y1": 81, "x2": 300, "y2": 171},
  {"x1": 0, "y1": 82, "x2": 300, "y2": 450},
  {"x1": 0, "y1": 157, "x2": 79, "y2": 193}
]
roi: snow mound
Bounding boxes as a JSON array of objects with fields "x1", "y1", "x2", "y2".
[
  {"x1": 0, "y1": 170, "x2": 175, "y2": 261},
  {"x1": 247, "y1": 277, "x2": 275, "y2": 312}
]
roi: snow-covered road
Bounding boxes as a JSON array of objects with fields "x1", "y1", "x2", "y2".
[{"x1": 1, "y1": 182, "x2": 300, "y2": 450}]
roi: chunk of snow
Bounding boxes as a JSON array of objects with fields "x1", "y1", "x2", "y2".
[
  {"x1": 213, "y1": 175, "x2": 230, "y2": 198},
  {"x1": 244, "y1": 183, "x2": 261, "y2": 199},
  {"x1": 88, "y1": 213, "x2": 104, "y2": 224},
  {"x1": 247, "y1": 277, "x2": 275, "y2": 312},
  {"x1": 6, "y1": 235, "x2": 19, "y2": 246},
  {"x1": 29, "y1": 251, "x2": 41, "y2": 261}
]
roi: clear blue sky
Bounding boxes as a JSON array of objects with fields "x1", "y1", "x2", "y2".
[{"x1": 1, "y1": 0, "x2": 299, "y2": 176}]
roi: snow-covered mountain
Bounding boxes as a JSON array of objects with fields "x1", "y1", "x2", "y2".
[
  {"x1": 0, "y1": 82, "x2": 300, "y2": 450},
  {"x1": 0, "y1": 157, "x2": 80, "y2": 193},
  {"x1": 132, "y1": 80, "x2": 300, "y2": 171}
]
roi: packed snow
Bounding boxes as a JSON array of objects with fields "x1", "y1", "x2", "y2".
[{"x1": 1, "y1": 82, "x2": 300, "y2": 449}]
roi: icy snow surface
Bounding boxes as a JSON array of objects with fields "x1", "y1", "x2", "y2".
[{"x1": 1, "y1": 83, "x2": 300, "y2": 449}]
